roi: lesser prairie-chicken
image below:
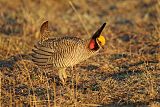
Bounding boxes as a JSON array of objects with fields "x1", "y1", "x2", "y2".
[{"x1": 32, "y1": 21, "x2": 106, "y2": 84}]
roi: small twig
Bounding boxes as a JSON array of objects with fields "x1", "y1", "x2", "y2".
[{"x1": 69, "y1": 1, "x2": 91, "y2": 36}]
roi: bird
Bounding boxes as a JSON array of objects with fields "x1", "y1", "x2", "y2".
[{"x1": 31, "y1": 21, "x2": 106, "y2": 84}]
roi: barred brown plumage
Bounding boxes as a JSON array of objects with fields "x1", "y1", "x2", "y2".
[{"x1": 32, "y1": 21, "x2": 106, "y2": 84}]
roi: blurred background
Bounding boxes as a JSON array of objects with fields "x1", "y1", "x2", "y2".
[{"x1": 0, "y1": 0, "x2": 159, "y2": 106}]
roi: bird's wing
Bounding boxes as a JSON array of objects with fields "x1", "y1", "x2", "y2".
[{"x1": 32, "y1": 36, "x2": 83, "y2": 67}]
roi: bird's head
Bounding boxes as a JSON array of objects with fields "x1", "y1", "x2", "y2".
[{"x1": 89, "y1": 23, "x2": 106, "y2": 50}]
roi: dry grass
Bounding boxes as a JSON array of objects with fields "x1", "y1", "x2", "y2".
[{"x1": 0, "y1": 0, "x2": 159, "y2": 106}]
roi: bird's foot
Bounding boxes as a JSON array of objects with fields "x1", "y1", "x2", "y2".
[{"x1": 58, "y1": 68, "x2": 67, "y2": 85}]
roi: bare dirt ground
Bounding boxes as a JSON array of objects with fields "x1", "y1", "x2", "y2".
[{"x1": 0, "y1": 0, "x2": 159, "y2": 107}]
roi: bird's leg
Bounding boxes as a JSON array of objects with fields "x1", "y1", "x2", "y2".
[
  {"x1": 58, "y1": 68, "x2": 67, "y2": 85},
  {"x1": 58, "y1": 69, "x2": 64, "y2": 84},
  {"x1": 62, "y1": 68, "x2": 67, "y2": 79}
]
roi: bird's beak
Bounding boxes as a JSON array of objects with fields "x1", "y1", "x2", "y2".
[{"x1": 92, "y1": 23, "x2": 106, "y2": 39}]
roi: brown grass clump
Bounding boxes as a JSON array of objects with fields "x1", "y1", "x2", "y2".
[{"x1": 0, "y1": 0, "x2": 159, "y2": 106}]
